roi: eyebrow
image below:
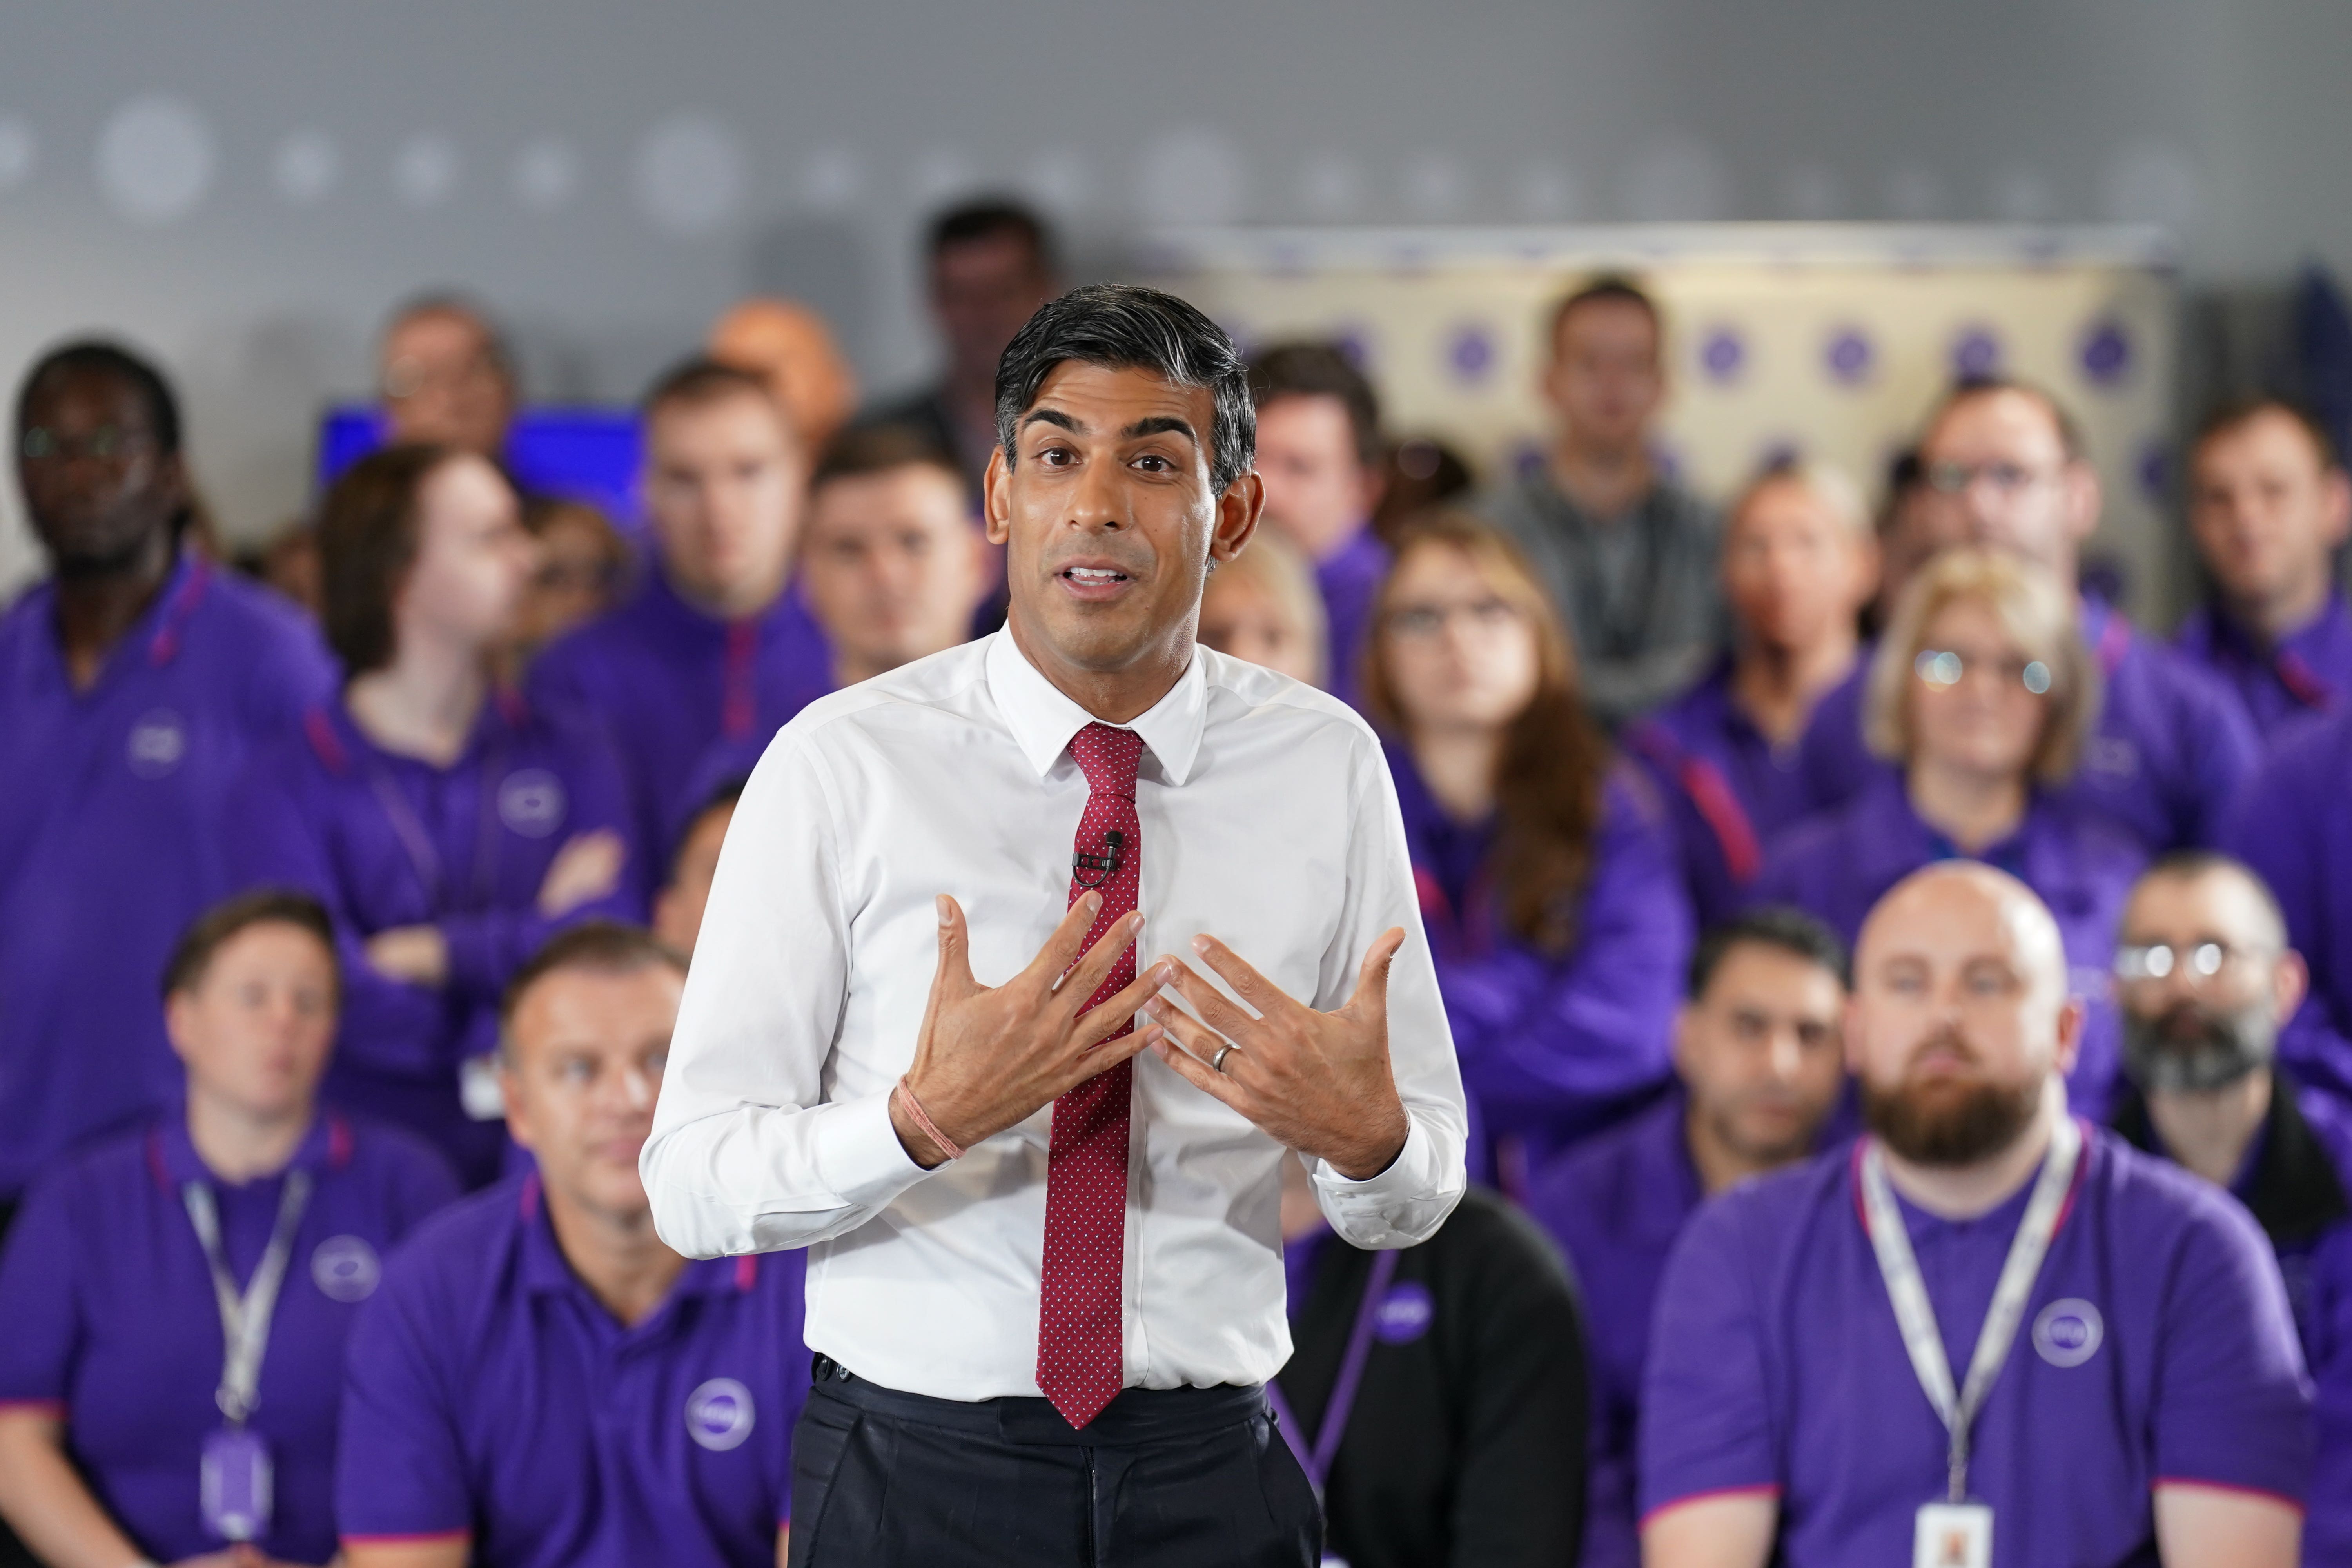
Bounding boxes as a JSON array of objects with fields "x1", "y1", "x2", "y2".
[{"x1": 1017, "y1": 408, "x2": 1200, "y2": 447}]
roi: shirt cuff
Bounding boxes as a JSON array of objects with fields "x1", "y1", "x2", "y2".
[
  {"x1": 1310, "y1": 1112, "x2": 1461, "y2": 1249},
  {"x1": 813, "y1": 1087, "x2": 933, "y2": 1209}
]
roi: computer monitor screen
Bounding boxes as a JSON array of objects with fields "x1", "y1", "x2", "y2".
[{"x1": 316, "y1": 406, "x2": 643, "y2": 532}]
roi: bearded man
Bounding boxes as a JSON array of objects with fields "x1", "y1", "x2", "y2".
[{"x1": 1639, "y1": 861, "x2": 2310, "y2": 1568}]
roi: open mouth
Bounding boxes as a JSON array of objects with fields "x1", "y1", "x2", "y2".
[{"x1": 1056, "y1": 563, "x2": 1135, "y2": 599}]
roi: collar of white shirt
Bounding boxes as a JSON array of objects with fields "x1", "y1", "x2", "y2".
[{"x1": 984, "y1": 625, "x2": 1208, "y2": 786}]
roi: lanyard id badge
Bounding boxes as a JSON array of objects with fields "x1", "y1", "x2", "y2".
[
  {"x1": 1862, "y1": 1116, "x2": 2080, "y2": 1565},
  {"x1": 184, "y1": 1169, "x2": 312, "y2": 1543}
]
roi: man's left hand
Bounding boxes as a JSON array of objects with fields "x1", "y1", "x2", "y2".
[{"x1": 1140, "y1": 929, "x2": 1411, "y2": 1181}]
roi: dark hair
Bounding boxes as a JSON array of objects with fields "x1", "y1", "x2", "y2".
[
  {"x1": 995, "y1": 283, "x2": 1255, "y2": 495},
  {"x1": 1248, "y1": 341, "x2": 1384, "y2": 471},
  {"x1": 499, "y1": 922, "x2": 687, "y2": 1038},
  {"x1": 162, "y1": 889, "x2": 338, "y2": 1000},
  {"x1": 1927, "y1": 375, "x2": 2087, "y2": 463},
  {"x1": 16, "y1": 338, "x2": 185, "y2": 457},
  {"x1": 2192, "y1": 395, "x2": 2341, "y2": 470},
  {"x1": 1546, "y1": 275, "x2": 1661, "y2": 354},
  {"x1": 1363, "y1": 511, "x2": 1608, "y2": 953},
  {"x1": 1687, "y1": 908, "x2": 1851, "y2": 1000},
  {"x1": 671, "y1": 777, "x2": 747, "y2": 883},
  {"x1": 316, "y1": 443, "x2": 471, "y2": 676},
  {"x1": 641, "y1": 355, "x2": 790, "y2": 433},
  {"x1": 928, "y1": 198, "x2": 1056, "y2": 274},
  {"x1": 2132, "y1": 850, "x2": 2290, "y2": 947},
  {"x1": 812, "y1": 423, "x2": 964, "y2": 490}
]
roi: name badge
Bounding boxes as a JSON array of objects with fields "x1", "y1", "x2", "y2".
[
  {"x1": 201, "y1": 1426, "x2": 273, "y2": 1542},
  {"x1": 459, "y1": 1054, "x2": 506, "y2": 1121},
  {"x1": 1914, "y1": 1501, "x2": 1991, "y2": 1568}
]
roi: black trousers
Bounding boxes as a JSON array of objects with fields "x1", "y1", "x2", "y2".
[{"x1": 788, "y1": 1356, "x2": 1321, "y2": 1568}]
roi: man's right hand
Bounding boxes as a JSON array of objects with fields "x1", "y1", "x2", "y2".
[{"x1": 890, "y1": 892, "x2": 1172, "y2": 1169}]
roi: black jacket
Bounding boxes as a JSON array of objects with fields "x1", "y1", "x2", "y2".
[{"x1": 1276, "y1": 1186, "x2": 1588, "y2": 1568}]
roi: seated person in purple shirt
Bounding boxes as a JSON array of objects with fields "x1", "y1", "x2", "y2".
[
  {"x1": 1758, "y1": 548, "x2": 2146, "y2": 1114},
  {"x1": 1271, "y1": 1151, "x2": 1586, "y2": 1568},
  {"x1": 1643, "y1": 863, "x2": 2312, "y2": 1568},
  {"x1": 2106, "y1": 853, "x2": 2352, "y2": 1564},
  {"x1": 654, "y1": 780, "x2": 742, "y2": 961},
  {"x1": 337, "y1": 924, "x2": 808, "y2": 1568},
  {"x1": 1527, "y1": 907, "x2": 1850, "y2": 1568},
  {"x1": 678, "y1": 425, "x2": 991, "y2": 807},
  {"x1": 0, "y1": 341, "x2": 338, "y2": 1223},
  {"x1": 1248, "y1": 342, "x2": 1390, "y2": 708},
  {"x1": 2228, "y1": 709, "x2": 2352, "y2": 1111},
  {"x1": 1630, "y1": 460, "x2": 1878, "y2": 927},
  {"x1": 1197, "y1": 530, "x2": 1328, "y2": 688},
  {"x1": 0, "y1": 891, "x2": 457, "y2": 1568},
  {"x1": 1800, "y1": 377, "x2": 2260, "y2": 853},
  {"x1": 229, "y1": 446, "x2": 639, "y2": 1186},
  {"x1": 2176, "y1": 398, "x2": 2352, "y2": 738},
  {"x1": 528, "y1": 360, "x2": 831, "y2": 869},
  {"x1": 1363, "y1": 512, "x2": 1694, "y2": 1186}
]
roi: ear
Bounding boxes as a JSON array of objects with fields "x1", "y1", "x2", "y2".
[
  {"x1": 1840, "y1": 993, "x2": 1868, "y2": 1078},
  {"x1": 2274, "y1": 948, "x2": 2311, "y2": 1028},
  {"x1": 1209, "y1": 470, "x2": 1263, "y2": 567},
  {"x1": 982, "y1": 445, "x2": 1013, "y2": 548},
  {"x1": 1849, "y1": 533, "x2": 1885, "y2": 608},
  {"x1": 2050, "y1": 995, "x2": 2086, "y2": 1078},
  {"x1": 163, "y1": 991, "x2": 198, "y2": 1067},
  {"x1": 498, "y1": 1062, "x2": 537, "y2": 1154},
  {"x1": 1668, "y1": 1002, "x2": 1699, "y2": 1079},
  {"x1": 2061, "y1": 461, "x2": 2102, "y2": 545},
  {"x1": 2321, "y1": 469, "x2": 2352, "y2": 549},
  {"x1": 1354, "y1": 460, "x2": 1389, "y2": 522}
]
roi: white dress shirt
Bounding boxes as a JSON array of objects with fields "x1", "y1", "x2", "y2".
[{"x1": 643, "y1": 628, "x2": 1468, "y2": 1402}]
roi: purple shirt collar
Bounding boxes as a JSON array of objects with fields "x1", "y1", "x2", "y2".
[
  {"x1": 31, "y1": 548, "x2": 212, "y2": 689},
  {"x1": 512, "y1": 1172, "x2": 761, "y2": 1313},
  {"x1": 150, "y1": 1107, "x2": 350, "y2": 1189}
]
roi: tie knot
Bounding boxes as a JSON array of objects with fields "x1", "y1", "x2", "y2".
[{"x1": 1069, "y1": 722, "x2": 1143, "y2": 799}]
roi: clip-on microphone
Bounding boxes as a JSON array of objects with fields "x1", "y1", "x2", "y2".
[{"x1": 1072, "y1": 829, "x2": 1125, "y2": 891}]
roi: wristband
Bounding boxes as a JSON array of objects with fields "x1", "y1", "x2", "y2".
[{"x1": 895, "y1": 1077, "x2": 966, "y2": 1162}]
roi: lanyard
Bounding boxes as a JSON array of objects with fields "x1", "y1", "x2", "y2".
[
  {"x1": 1265, "y1": 1248, "x2": 1400, "y2": 1495},
  {"x1": 361, "y1": 733, "x2": 507, "y2": 916},
  {"x1": 183, "y1": 1171, "x2": 313, "y2": 1426},
  {"x1": 1860, "y1": 1116, "x2": 2081, "y2": 1503}
]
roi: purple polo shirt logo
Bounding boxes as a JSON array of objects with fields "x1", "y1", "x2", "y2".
[
  {"x1": 497, "y1": 769, "x2": 568, "y2": 838},
  {"x1": 684, "y1": 1376, "x2": 756, "y2": 1451},
  {"x1": 2086, "y1": 736, "x2": 2139, "y2": 780},
  {"x1": 2031, "y1": 1298, "x2": 2104, "y2": 1368},
  {"x1": 126, "y1": 709, "x2": 189, "y2": 779},
  {"x1": 312, "y1": 1234, "x2": 382, "y2": 1303},
  {"x1": 1372, "y1": 1280, "x2": 1434, "y2": 1345}
]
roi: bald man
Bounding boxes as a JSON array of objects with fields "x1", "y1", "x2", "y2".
[
  {"x1": 708, "y1": 298, "x2": 860, "y2": 454},
  {"x1": 1641, "y1": 863, "x2": 2310, "y2": 1568}
]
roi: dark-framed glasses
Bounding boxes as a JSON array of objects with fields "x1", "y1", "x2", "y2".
[
  {"x1": 1913, "y1": 648, "x2": 2053, "y2": 695},
  {"x1": 20, "y1": 424, "x2": 152, "y2": 464},
  {"x1": 1923, "y1": 459, "x2": 2058, "y2": 498},
  {"x1": 2114, "y1": 942, "x2": 2270, "y2": 984}
]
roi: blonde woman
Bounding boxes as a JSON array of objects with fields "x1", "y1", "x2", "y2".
[
  {"x1": 1754, "y1": 546, "x2": 2145, "y2": 1110},
  {"x1": 1196, "y1": 530, "x2": 1329, "y2": 688}
]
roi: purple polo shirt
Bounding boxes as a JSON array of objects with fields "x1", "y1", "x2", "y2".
[
  {"x1": 1642, "y1": 1125, "x2": 2312, "y2": 1565},
  {"x1": 225, "y1": 691, "x2": 642, "y2": 1184},
  {"x1": 0, "y1": 1112, "x2": 457, "y2": 1565},
  {"x1": 1626, "y1": 656, "x2": 1844, "y2": 929},
  {"x1": 1798, "y1": 600, "x2": 2261, "y2": 854},
  {"x1": 1315, "y1": 528, "x2": 1390, "y2": 711},
  {"x1": 2175, "y1": 592, "x2": 2352, "y2": 742},
  {"x1": 0, "y1": 553, "x2": 336, "y2": 1199},
  {"x1": 1753, "y1": 771, "x2": 2145, "y2": 1116},
  {"x1": 336, "y1": 1174, "x2": 809, "y2": 1568},
  {"x1": 1389, "y1": 741, "x2": 1694, "y2": 1181},
  {"x1": 527, "y1": 567, "x2": 831, "y2": 869},
  {"x1": 2224, "y1": 709, "x2": 2352, "y2": 1111},
  {"x1": 1524, "y1": 1090, "x2": 1705, "y2": 1568}
]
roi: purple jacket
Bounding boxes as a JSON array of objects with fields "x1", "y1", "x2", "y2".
[
  {"x1": 2225, "y1": 709, "x2": 2352, "y2": 1112},
  {"x1": 1523, "y1": 1091, "x2": 1704, "y2": 1568},
  {"x1": 0, "y1": 554, "x2": 337, "y2": 1198},
  {"x1": 1753, "y1": 771, "x2": 2145, "y2": 1114},
  {"x1": 1316, "y1": 529, "x2": 1390, "y2": 711},
  {"x1": 1388, "y1": 741, "x2": 1693, "y2": 1182},
  {"x1": 1625, "y1": 656, "x2": 1846, "y2": 929},
  {"x1": 526, "y1": 568, "x2": 831, "y2": 869},
  {"x1": 1798, "y1": 599, "x2": 2261, "y2": 853},
  {"x1": 2175, "y1": 592, "x2": 2352, "y2": 743},
  {"x1": 225, "y1": 691, "x2": 642, "y2": 1183}
]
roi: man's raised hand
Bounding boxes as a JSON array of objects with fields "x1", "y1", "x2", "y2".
[
  {"x1": 890, "y1": 891, "x2": 1174, "y2": 1169},
  {"x1": 1138, "y1": 929, "x2": 1412, "y2": 1181}
]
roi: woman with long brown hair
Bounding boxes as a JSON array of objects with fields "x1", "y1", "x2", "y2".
[{"x1": 1365, "y1": 513, "x2": 1693, "y2": 1189}]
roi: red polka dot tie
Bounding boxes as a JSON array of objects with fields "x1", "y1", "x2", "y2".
[{"x1": 1036, "y1": 721, "x2": 1143, "y2": 1430}]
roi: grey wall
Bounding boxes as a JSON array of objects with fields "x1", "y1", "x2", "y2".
[{"x1": 1, "y1": 0, "x2": 2345, "y2": 584}]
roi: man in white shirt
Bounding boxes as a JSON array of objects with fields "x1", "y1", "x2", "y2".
[{"x1": 644, "y1": 283, "x2": 1469, "y2": 1567}]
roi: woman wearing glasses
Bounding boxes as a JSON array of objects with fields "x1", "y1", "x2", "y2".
[
  {"x1": 1754, "y1": 546, "x2": 2146, "y2": 1112},
  {"x1": 1363, "y1": 513, "x2": 1693, "y2": 1191}
]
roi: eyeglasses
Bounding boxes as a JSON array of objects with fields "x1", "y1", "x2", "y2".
[
  {"x1": 2113, "y1": 942, "x2": 2273, "y2": 984},
  {"x1": 20, "y1": 425, "x2": 154, "y2": 465},
  {"x1": 1923, "y1": 460, "x2": 2061, "y2": 499},
  {"x1": 1383, "y1": 598, "x2": 1521, "y2": 640},
  {"x1": 1913, "y1": 648, "x2": 2054, "y2": 695}
]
